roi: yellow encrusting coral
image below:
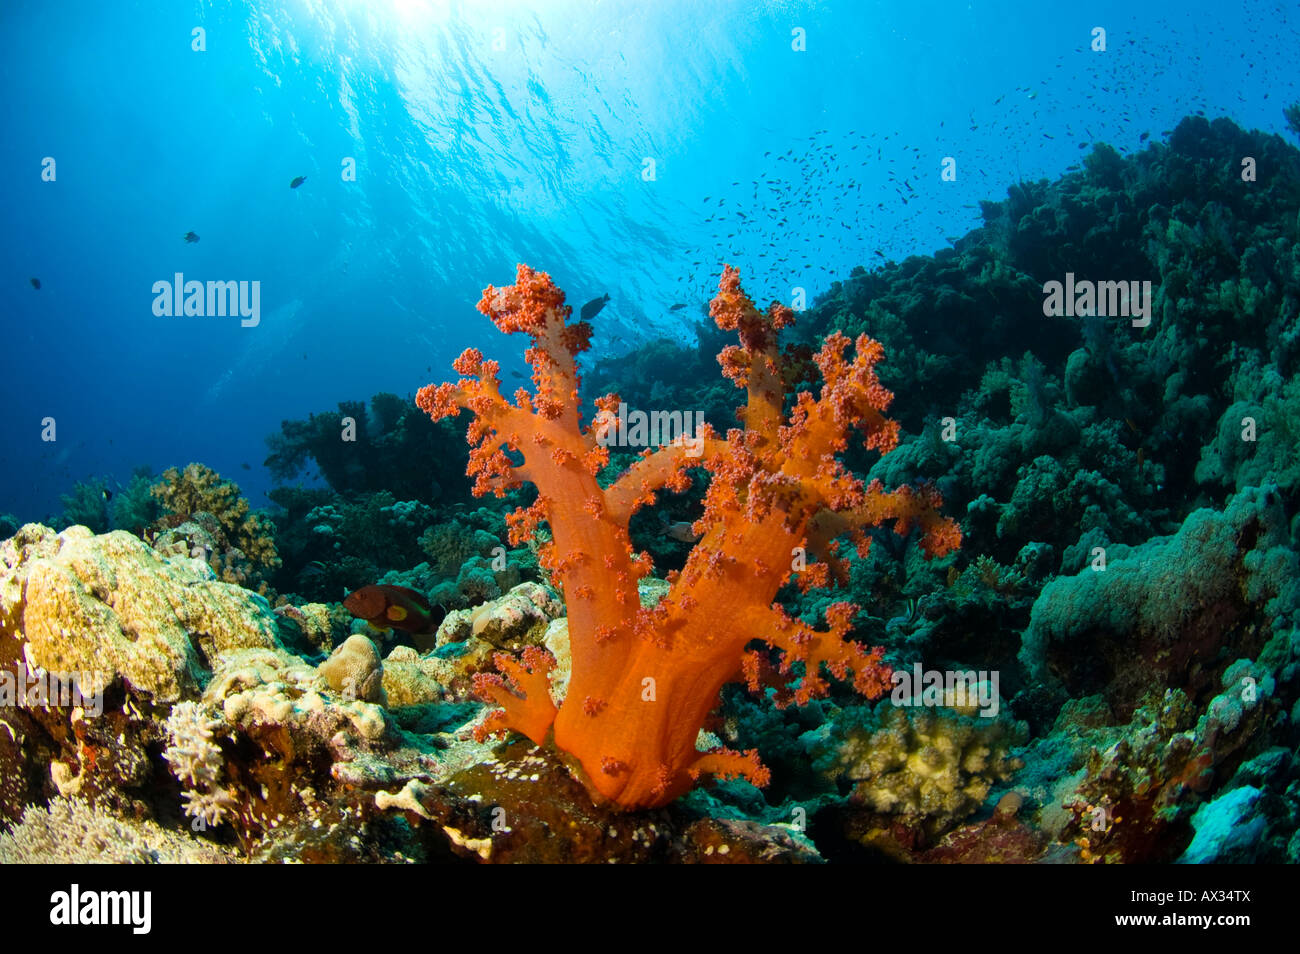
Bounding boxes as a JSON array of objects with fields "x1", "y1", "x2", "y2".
[
  {"x1": 810, "y1": 703, "x2": 1026, "y2": 835},
  {"x1": 0, "y1": 523, "x2": 282, "y2": 703}
]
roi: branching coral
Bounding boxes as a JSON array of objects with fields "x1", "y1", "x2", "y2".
[
  {"x1": 150, "y1": 463, "x2": 281, "y2": 586},
  {"x1": 163, "y1": 701, "x2": 238, "y2": 829},
  {"x1": 417, "y1": 264, "x2": 960, "y2": 810}
]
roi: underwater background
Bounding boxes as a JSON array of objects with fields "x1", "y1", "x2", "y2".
[{"x1": 1, "y1": 0, "x2": 1299, "y2": 863}]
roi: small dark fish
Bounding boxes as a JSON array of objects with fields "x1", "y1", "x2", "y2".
[
  {"x1": 1139, "y1": 131, "x2": 1150, "y2": 141},
  {"x1": 510, "y1": 370, "x2": 524, "y2": 378},
  {"x1": 241, "y1": 462, "x2": 251, "y2": 470},
  {"x1": 183, "y1": 231, "x2": 200, "y2": 243},
  {"x1": 29, "y1": 277, "x2": 40, "y2": 290},
  {"x1": 580, "y1": 294, "x2": 610, "y2": 321},
  {"x1": 669, "y1": 303, "x2": 687, "y2": 311},
  {"x1": 102, "y1": 489, "x2": 113, "y2": 502},
  {"x1": 290, "y1": 175, "x2": 307, "y2": 189}
]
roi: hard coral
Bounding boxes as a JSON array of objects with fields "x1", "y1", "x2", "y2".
[
  {"x1": 808, "y1": 702, "x2": 1027, "y2": 838},
  {"x1": 150, "y1": 463, "x2": 281, "y2": 587},
  {"x1": 418, "y1": 264, "x2": 960, "y2": 810}
]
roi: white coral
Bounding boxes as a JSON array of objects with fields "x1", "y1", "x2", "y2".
[
  {"x1": 163, "y1": 701, "x2": 238, "y2": 828},
  {"x1": 163, "y1": 701, "x2": 224, "y2": 787},
  {"x1": 0, "y1": 796, "x2": 239, "y2": 864},
  {"x1": 181, "y1": 787, "x2": 238, "y2": 828}
]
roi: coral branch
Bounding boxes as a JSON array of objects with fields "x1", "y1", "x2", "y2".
[
  {"x1": 471, "y1": 647, "x2": 558, "y2": 746},
  {"x1": 689, "y1": 747, "x2": 773, "y2": 789},
  {"x1": 604, "y1": 443, "x2": 699, "y2": 523}
]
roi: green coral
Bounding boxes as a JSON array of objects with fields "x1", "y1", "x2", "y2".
[
  {"x1": 1195, "y1": 367, "x2": 1300, "y2": 495},
  {"x1": 1021, "y1": 484, "x2": 1298, "y2": 714},
  {"x1": 108, "y1": 470, "x2": 162, "y2": 535},
  {"x1": 417, "y1": 508, "x2": 511, "y2": 575},
  {"x1": 59, "y1": 477, "x2": 111, "y2": 533},
  {"x1": 1285, "y1": 101, "x2": 1300, "y2": 140},
  {"x1": 263, "y1": 391, "x2": 469, "y2": 502}
]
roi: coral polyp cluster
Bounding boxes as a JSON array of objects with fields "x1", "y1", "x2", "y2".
[{"x1": 418, "y1": 263, "x2": 960, "y2": 809}]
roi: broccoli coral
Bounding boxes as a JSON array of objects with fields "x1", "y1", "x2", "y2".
[{"x1": 418, "y1": 264, "x2": 961, "y2": 810}]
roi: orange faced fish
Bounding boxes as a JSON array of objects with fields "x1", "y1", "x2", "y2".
[{"x1": 344, "y1": 584, "x2": 441, "y2": 635}]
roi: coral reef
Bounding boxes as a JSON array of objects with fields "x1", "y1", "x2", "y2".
[
  {"x1": 808, "y1": 702, "x2": 1026, "y2": 839},
  {"x1": 0, "y1": 524, "x2": 283, "y2": 703},
  {"x1": 0, "y1": 796, "x2": 239, "y2": 864},
  {"x1": 150, "y1": 464, "x2": 281, "y2": 590},
  {"x1": 418, "y1": 263, "x2": 960, "y2": 809},
  {"x1": 8, "y1": 114, "x2": 1300, "y2": 863},
  {"x1": 264, "y1": 391, "x2": 469, "y2": 503}
]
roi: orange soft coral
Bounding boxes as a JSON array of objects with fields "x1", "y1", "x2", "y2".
[{"x1": 418, "y1": 263, "x2": 961, "y2": 810}]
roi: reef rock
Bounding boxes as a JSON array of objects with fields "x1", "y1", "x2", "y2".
[
  {"x1": 0, "y1": 524, "x2": 283, "y2": 703},
  {"x1": 415, "y1": 582, "x2": 565, "y2": 701},
  {"x1": 319, "y1": 634, "x2": 386, "y2": 705}
]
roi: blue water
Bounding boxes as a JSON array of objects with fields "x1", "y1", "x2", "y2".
[{"x1": 1, "y1": 0, "x2": 1295, "y2": 520}]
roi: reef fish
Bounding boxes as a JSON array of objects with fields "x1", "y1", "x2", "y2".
[
  {"x1": 659, "y1": 515, "x2": 703, "y2": 543},
  {"x1": 29, "y1": 277, "x2": 40, "y2": 290},
  {"x1": 580, "y1": 294, "x2": 610, "y2": 321},
  {"x1": 344, "y1": 584, "x2": 441, "y2": 638},
  {"x1": 183, "y1": 231, "x2": 200, "y2": 243},
  {"x1": 290, "y1": 175, "x2": 307, "y2": 189}
]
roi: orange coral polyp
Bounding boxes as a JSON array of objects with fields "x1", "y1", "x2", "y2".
[{"x1": 422, "y1": 262, "x2": 961, "y2": 811}]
